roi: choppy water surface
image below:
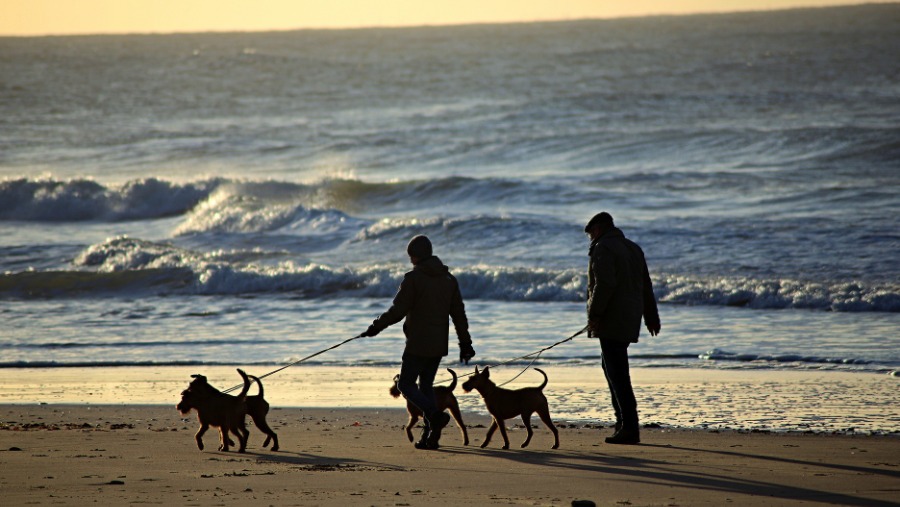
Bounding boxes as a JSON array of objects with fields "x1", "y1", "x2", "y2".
[{"x1": 1, "y1": 5, "x2": 898, "y2": 375}]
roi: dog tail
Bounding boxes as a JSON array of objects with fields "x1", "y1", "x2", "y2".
[
  {"x1": 236, "y1": 369, "x2": 251, "y2": 400},
  {"x1": 446, "y1": 368, "x2": 458, "y2": 391},
  {"x1": 389, "y1": 374, "x2": 402, "y2": 398},
  {"x1": 249, "y1": 374, "x2": 265, "y2": 397},
  {"x1": 534, "y1": 368, "x2": 549, "y2": 390}
]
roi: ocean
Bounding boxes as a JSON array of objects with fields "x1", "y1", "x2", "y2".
[{"x1": 1, "y1": 5, "x2": 898, "y2": 379}]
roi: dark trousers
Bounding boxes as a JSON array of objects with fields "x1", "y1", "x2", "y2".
[
  {"x1": 600, "y1": 338, "x2": 639, "y2": 429},
  {"x1": 398, "y1": 352, "x2": 441, "y2": 420}
]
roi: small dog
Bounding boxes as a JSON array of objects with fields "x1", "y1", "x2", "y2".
[
  {"x1": 245, "y1": 373, "x2": 279, "y2": 451},
  {"x1": 461, "y1": 366, "x2": 559, "y2": 450},
  {"x1": 389, "y1": 368, "x2": 469, "y2": 446},
  {"x1": 177, "y1": 369, "x2": 251, "y2": 452}
]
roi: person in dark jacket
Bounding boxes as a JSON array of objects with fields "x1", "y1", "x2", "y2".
[
  {"x1": 585, "y1": 212, "x2": 661, "y2": 444},
  {"x1": 362, "y1": 235, "x2": 475, "y2": 450}
]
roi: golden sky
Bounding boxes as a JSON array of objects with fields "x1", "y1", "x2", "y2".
[{"x1": 1, "y1": 0, "x2": 889, "y2": 36}]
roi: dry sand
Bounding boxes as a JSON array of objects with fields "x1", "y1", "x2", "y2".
[
  {"x1": 1, "y1": 405, "x2": 898, "y2": 506},
  {"x1": 0, "y1": 366, "x2": 898, "y2": 505}
]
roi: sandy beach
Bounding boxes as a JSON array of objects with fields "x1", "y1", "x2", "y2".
[
  {"x1": 1, "y1": 404, "x2": 897, "y2": 506},
  {"x1": 1, "y1": 367, "x2": 898, "y2": 506}
]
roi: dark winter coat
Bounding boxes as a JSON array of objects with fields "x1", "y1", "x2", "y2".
[
  {"x1": 369, "y1": 256, "x2": 471, "y2": 357},
  {"x1": 587, "y1": 227, "x2": 660, "y2": 343}
]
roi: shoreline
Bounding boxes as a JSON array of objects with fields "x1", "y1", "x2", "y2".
[
  {"x1": 1, "y1": 404, "x2": 898, "y2": 506},
  {"x1": 0, "y1": 365, "x2": 897, "y2": 435}
]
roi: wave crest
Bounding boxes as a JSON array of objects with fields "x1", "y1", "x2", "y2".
[
  {"x1": 0, "y1": 177, "x2": 222, "y2": 221},
  {"x1": 655, "y1": 275, "x2": 900, "y2": 312}
]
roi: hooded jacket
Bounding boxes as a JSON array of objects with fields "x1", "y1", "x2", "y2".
[
  {"x1": 587, "y1": 227, "x2": 660, "y2": 343},
  {"x1": 369, "y1": 256, "x2": 471, "y2": 357}
]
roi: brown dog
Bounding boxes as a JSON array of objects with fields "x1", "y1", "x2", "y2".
[
  {"x1": 461, "y1": 366, "x2": 559, "y2": 450},
  {"x1": 176, "y1": 369, "x2": 251, "y2": 452},
  {"x1": 245, "y1": 373, "x2": 279, "y2": 451},
  {"x1": 389, "y1": 368, "x2": 469, "y2": 446}
]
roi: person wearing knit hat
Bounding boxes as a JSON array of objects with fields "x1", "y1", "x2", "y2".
[
  {"x1": 584, "y1": 212, "x2": 661, "y2": 445},
  {"x1": 361, "y1": 235, "x2": 475, "y2": 450},
  {"x1": 406, "y1": 234, "x2": 432, "y2": 260}
]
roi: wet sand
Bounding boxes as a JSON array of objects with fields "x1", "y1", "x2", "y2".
[
  {"x1": 0, "y1": 366, "x2": 897, "y2": 433},
  {"x1": 1, "y1": 366, "x2": 898, "y2": 505}
]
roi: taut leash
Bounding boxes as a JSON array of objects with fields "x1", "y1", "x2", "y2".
[
  {"x1": 222, "y1": 334, "x2": 365, "y2": 394},
  {"x1": 437, "y1": 324, "x2": 589, "y2": 386},
  {"x1": 219, "y1": 324, "x2": 589, "y2": 394}
]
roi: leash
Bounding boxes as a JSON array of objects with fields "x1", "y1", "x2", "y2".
[
  {"x1": 221, "y1": 334, "x2": 365, "y2": 394},
  {"x1": 219, "y1": 324, "x2": 589, "y2": 394},
  {"x1": 437, "y1": 324, "x2": 590, "y2": 386}
]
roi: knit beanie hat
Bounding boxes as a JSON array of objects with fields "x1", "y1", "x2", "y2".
[{"x1": 406, "y1": 235, "x2": 433, "y2": 259}]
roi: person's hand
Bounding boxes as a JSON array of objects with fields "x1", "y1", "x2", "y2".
[
  {"x1": 588, "y1": 319, "x2": 601, "y2": 335},
  {"x1": 361, "y1": 325, "x2": 380, "y2": 337},
  {"x1": 459, "y1": 343, "x2": 475, "y2": 365},
  {"x1": 647, "y1": 321, "x2": 661, "y2": 337}
]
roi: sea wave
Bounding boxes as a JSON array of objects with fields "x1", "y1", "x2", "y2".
[
  {"x1": 2, "y1": 236, "x2": 897, "y2": 312},
  {"x1": 0, "y1": 175, "x2": 558, "y2": 224},
  {"x1": 0, "y1": 338, "x2": 292, "y2": 350},
  {"x1": 0, "y1": 268, "x2": 194, "y2": 298},
  {"x1": 0, "y1": 177, "x2": 223, "y2": 221},
  {"x1": 654, "y1": 275, "x2": 900, "y2": 312},
  {"x1": 699, "y1": 349, "x2": 880, "y2": 367},
  {"x1": 174, "y1": 193, "x2": 364, "y2": 237}
]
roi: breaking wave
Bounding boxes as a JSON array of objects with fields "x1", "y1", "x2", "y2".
[
  {"x1": 0, "y1": 175, "x2": 555, "y2": 224},
  {"x1": 0, "y1": 177, "x2": 223, "y2": 221},
  {"x1": 1, "y1": 236, "x2": 896, "y2": 312}
]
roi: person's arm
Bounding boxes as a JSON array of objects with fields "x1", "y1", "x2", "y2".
[
  {"x1": 642, "y1": 261, "x2": 661, "y2": 336},
  {"x1": 364, "y1": 274, "x2": 415, "y2": 336},
  {"x1": 449, "y1": 275, "x2": 474, "y2": 363}
]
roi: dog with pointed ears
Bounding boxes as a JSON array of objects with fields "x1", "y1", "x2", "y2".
[{"x1": 461, "y1": 366, "x2": 559, "y2": 450}]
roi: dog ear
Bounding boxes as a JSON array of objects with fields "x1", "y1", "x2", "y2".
[
  {"x1": 483, "y1": 366, "x2": 490, "y2": 378},
  {"x1": 474, "y1": 365, "x2": 480, "y2": 375}
]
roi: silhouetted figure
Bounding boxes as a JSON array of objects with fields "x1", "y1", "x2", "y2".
[
  {"x1": 584, "y1": 212, "x2": 660, "y2": 444},
  {"x1": 362, "y1": 235, "x2": 475, "y2": 449}
]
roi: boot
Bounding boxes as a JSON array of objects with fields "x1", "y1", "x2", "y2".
[
  {"x1": 612, "y1": 420, "x2": 622, "y2": 435},
  {"x1": 605, "y1": 426, "x2": 640, "y2": 445},
  {"x1": 423, "y1": 411, "x2": 451, "y2": 450},
  {"x1": 413, "y1": 424, "x2": 431, "y2": 450}
]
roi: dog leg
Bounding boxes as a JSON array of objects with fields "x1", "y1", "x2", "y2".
[
  {"x1": 250, "y1": 414, "x2": 279, "y2": 451},
  {"x1": 218, "y1": 429, "x2": 227, "y2": 451},
  {"x1": 219, "y1": 427, "x2": 230, "y2": 452},
  {"x1": 496, "y1": 418, "x2": 511, "y2": 450},
  {"x1": 195, "y1": 423, "x2": 209, "y2": 451},
  {"x1": 405, "y1": 412, "x2": 419, "y2": 443},
  {"x1": 234, "y1": 424, "x2": 249, "y2": 453},
  {"x1": 481, "y1": 420, "x2": 499, "y2": 449},
  {"x1": 447, "y1": 400, "x2": 469, "y2": 445},
  {"x1": 537, "y1": 407, "x2": 560, "y2": 449},
  {"x1": 520, "y1": 412, "x2": 535, "y2": 448}
]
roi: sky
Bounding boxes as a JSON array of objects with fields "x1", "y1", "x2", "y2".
[{"x1": 1, "y1": 0, "x2": 891, "y2": 36}]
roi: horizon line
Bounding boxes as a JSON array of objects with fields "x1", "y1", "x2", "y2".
[{"x1": 1, "y1": 3, "x2": 890, "y2": 38}]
